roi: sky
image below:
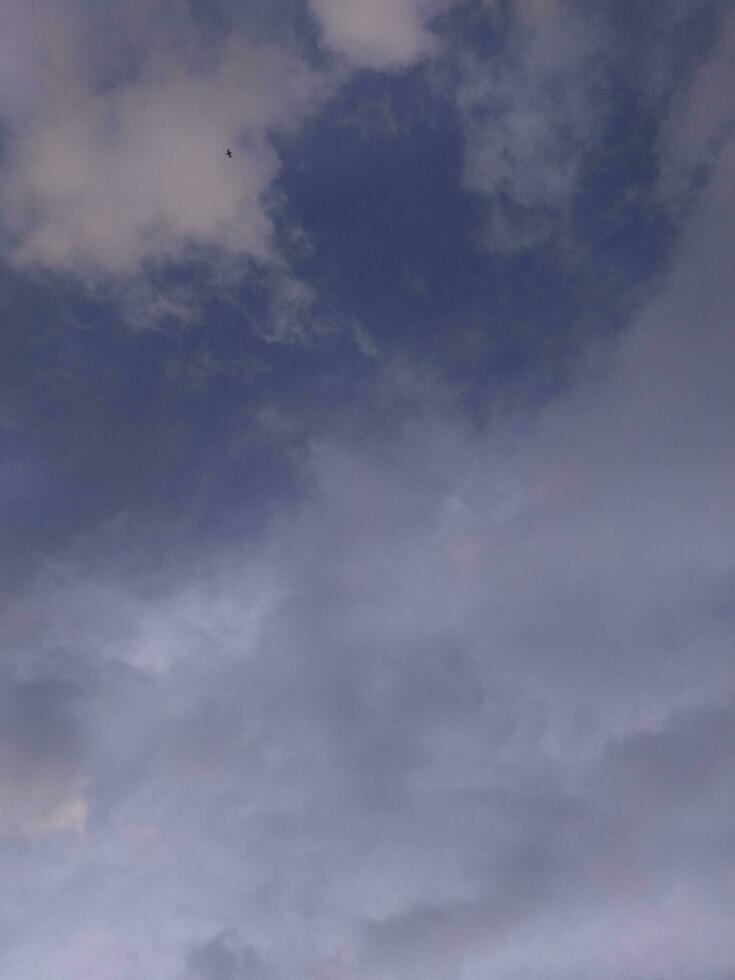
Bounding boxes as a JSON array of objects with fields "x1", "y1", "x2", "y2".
[{"x1": 1, "y1": 1, "x2": 735, "y2": 978}]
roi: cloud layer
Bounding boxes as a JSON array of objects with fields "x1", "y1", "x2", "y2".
[
  {"x1": 2, "y1": 2, "x2": 735, "y2": 979},
  {"x1": 4, "y1": 128, "x2": 735, "y2": 976}
]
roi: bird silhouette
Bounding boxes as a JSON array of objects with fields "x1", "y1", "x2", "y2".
[{"x1": 226, "y1": 149, "x2": 232, "y2": 158}]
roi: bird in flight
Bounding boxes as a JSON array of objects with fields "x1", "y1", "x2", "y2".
[{"x1": 226, "y1": 149, "x2": 232, "y2": 158}]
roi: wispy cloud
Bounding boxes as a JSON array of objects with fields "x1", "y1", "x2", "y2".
[
  {"x1": 455, "y1": 0, "x2": 607, "y2": 250},
  {"x1": 658, "y1": 8, "x2": 735, "y2": 211}
]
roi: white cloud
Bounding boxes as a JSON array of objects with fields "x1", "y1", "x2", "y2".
[
  {"x1": 308, "y1": 0, "x2": 456, "y2": 70},
  {"x1": 0, "y1": 1, "x2": 324, "y2": 276}
]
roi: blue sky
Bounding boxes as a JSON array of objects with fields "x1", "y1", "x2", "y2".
[{"x1": 2, "y1": 2, "x2": 735, "y2": 978}]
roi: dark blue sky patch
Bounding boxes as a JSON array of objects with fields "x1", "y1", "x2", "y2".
[
  {"x1": 274, "y1": 63, "x2": 598, "y2": 400},
  {"x1": 0, "y1": 263, "x2": 308, "y2": 583},
  {"x1": 436, "y1": 0, "x2": 514, "y2": 61},
  {"x1": 275, "y1": 65, "x2": 483, "y2": 349},
  {"x1": 272, "y1": 34, "x2": 681, "y2": 415},
  {"x1": 573, "y1": 79, "x2": 674, "y2": 286}
]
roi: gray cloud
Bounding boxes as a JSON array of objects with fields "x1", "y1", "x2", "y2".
[
  {"x1": 0, "y1": 673, "x2": 87, "y2": 836},
  {"x1": 184, "y1": 931, "x2": 270, "y2": 980}
]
